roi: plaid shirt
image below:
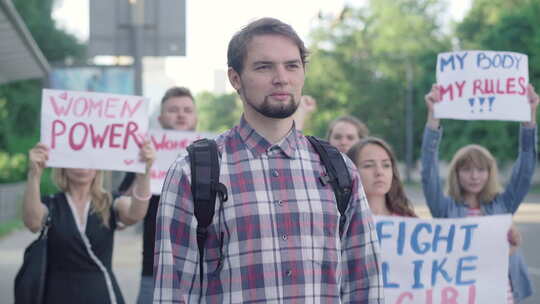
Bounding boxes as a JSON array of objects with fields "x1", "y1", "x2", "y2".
[{"x1": 154, "y1": 117, "x2": 384, "y2": 303}]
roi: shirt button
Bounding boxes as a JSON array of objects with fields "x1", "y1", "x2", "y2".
[
  {"x1": 271, "y1": 170, "x2": 279, "y2": 177},
  {"x1": 282, "y1": 234, "x2": 288, "y2": 241},
  {"x1": 286, "y1": 270, "x2": 293, "y2": 277},
  {"x1": 275, "y1": 200, "x2": 283, "y2": 206}
]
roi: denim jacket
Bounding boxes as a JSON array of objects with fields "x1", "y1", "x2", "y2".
[{"x1": 421, "y1": 125, "x2": 537, "y2": 303}]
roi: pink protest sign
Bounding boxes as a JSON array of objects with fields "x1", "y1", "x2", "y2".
[
  {"x1": 435, "y1": 51, "x2": 529, "y2": 121},
  {"x1": 40, "y1": 89, "x2": 149, "y2": 172},
  {"x1": 149, "y1": 129, "x2": 216, "y2": 194}
]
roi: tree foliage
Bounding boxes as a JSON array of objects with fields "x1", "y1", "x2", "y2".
[
  {"x1": 194, "y1": 0, "x2": 540, "y2": 166},
  {"x1": 196, "y1": 92, "x2": 243, "y2": 133},
  {"x1": 303, "y1": 0, "x2": 451, "y2": 161},
  {"x1": 12, "y1": 0, "x2": 85, "y2": 62},
  {"x1": 447, "y1": 0, "x2": 540, "y2": 161},
  {"x1": 0, "y1": 0, "x2": 85, "y2": 183},
  {"x1": 3, "y1": 0, "x2": 539, "y2": 184}
]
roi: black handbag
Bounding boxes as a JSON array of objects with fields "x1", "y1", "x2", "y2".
[{"x1": 14, "y1": 204, "x2": 54, "y2": 304}]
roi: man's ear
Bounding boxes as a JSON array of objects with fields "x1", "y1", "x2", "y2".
[{"x1": 228, "y1": 67, "x2": 241, "y2": 91}]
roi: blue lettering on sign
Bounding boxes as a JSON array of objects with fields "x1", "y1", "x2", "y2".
[
  {"x1": 456, "y1": 256, "x2": 478, "y2": 285},
  {"x1": 375, "y1": 220, "x2": 393, "y2": 247},
  {"x1": 431, "y1": 258, "x2": 453, "y2": 286},
  {"x1": 397, "y1": 221, "x2": 406, "y2": 255},
  {"x1": 377, "y1": 220, "x2": 479, "y2": 255},
  {"x1": 382, "y1": 262, "x2": 399, "y2": 288},
  {"x1": 411, "y1": 223, "x2": 432, "y2": 254},
  {"x1": 460, "y1": 224, "x2": 479, "y2": 251},
  {"x1": 412, "y1": 260, "x2": 425, "y2": 289},
  {"x1": 476, "y1": 52, "x2": 523, "y2": 70},
  {"x1": 439, "y1": 52, "x2": 468, "y2": 72},
  {"x1": 433, "y1": 224, "x2": 455, "y2": 253}
]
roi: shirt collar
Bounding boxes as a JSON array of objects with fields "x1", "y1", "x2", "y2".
[{"x1": 237, "y1": 115, "x2": 299, "y2": 159}]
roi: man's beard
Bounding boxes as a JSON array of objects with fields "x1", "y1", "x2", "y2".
[{"x1": 243, "y1": 90, "x2": 299, "y2": 119}]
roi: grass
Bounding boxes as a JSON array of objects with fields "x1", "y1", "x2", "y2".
[{"x1": 0, "y1": 218, "x2": 23, "y2": 239}]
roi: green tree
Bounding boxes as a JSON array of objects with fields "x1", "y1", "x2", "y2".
[
  {"x1": 0, "y1": 0, "x2": 85, "y2": 184},
  {"x1": 196, "y1": 91, "x2": 242, "y2": 133},
  {"x1": 304, "y1": 0, "x2": 450, "y2": 162},
  {"x1": 12, "y1": 0, "x2": 85, "y2": 62},
  {"x1": 448, "y1": 0, "x2": 540, "y2": 162}
]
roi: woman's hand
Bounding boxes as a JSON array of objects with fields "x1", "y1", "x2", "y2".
[
  {"x1": 23, "y1": 143, "x2": 49, "y2": 232},
  {"x1": 116, "y1": 140, "x2": 155, "y2": 226},
  {"x1": 139, "y1": 139, "x2": 155, "y2": 173},
  {"x1": 28, "y1": 143, "x2": 49, "y2": 179},
  {"x1": 507, "y1": 224, "x2": 522, "y2": 256},
  {"x1": 425, "y1": 84, "x2": 441, "y2": 130},
  {"x1": 524, "y1": 84, "x2": 539, "y2": 127}
]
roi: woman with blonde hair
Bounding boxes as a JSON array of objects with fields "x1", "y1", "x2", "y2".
[
  {"x1": 327, "y1": 115, "x2": 369, "y2": 153},
  {"x1": 347, "y1": 137, "x2": 416, "y2": 217},
  {"x1": 22, "y1": 141, "x2": 155, "y2": 304},
  {"x1": 446, "y1": 144, "x2": 503, "y2": 203},
  {"x1": 421, "y1": 83, "x2": 539, "y2": 303}
]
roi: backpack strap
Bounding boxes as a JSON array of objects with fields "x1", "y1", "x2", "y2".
[
  {"x1": 306, "y1": 136, "x2": 352, "y2": 236},
  {"x1": 186, "y1": 138, "x2": 228, "y2": 288}
]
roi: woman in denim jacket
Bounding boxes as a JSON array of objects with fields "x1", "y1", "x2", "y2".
[{"x1": 421, "y1": 84, "x2": 539, "y2": 303}]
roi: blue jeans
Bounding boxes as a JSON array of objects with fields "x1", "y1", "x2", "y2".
[{"x1": 136, "y1": 275, "x2": 153, "y2": 304}]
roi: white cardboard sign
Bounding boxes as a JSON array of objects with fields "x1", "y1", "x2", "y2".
[
  {"x1": 149, "y1": 129, "x2": 216, "y2": 194},
  {"x1": 374, "y1": 215, "x2": 511, "y2": 304},
  {"x1": 40, "y1": 89, "x2": 149, "y2": 172},
  {"x1": 435, "y1": 51, "x2": 529, "y2": 121}
]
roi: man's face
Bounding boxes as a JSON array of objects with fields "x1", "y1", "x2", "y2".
[
  {"x1": 228, "y1": 34, "x2": 305, "y2": 119},
  {"x1": 329, "y1": 121, "x2": 360, "y2": 153},
  {"x1": 158, "y1": 96, "x2": 197, "y2": 131}
]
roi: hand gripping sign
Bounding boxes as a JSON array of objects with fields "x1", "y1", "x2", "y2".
[
  {"x1": 41, "y1": 89, "x2": 149, "y2": 173},
  {"x1": 435, "y1": 51, "x2": 529, "y2": 121},
  {"x1": 374, "y1": 215, "x2": 511, "y2": 304}
]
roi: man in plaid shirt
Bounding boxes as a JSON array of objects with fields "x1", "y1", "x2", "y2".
[{"x1": 154, "y1": 17, "x2": 384, "y2": 303}]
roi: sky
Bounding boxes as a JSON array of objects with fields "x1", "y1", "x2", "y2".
[{"x1": 52, "y1": 0, "x2": 471, "y2": 102}]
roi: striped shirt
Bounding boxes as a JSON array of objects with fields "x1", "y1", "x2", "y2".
[{"x1": 154, "y1": 117, "x2": 384, "y2": 303}]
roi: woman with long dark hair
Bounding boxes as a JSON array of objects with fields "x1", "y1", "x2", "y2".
[{"x1": 347, "y1": 137, "x2": 416, "y2": 217}]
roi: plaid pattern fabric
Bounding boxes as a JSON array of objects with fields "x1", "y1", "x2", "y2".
[{"x1": 153, "y1": 117, "x2": 384, "y2": 303}]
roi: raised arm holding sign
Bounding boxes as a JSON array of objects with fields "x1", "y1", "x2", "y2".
[
  {"x1": 21, "y1": 139, "x2": 154, "y2": 303},
  {"x1": 421, "y1": 81, "x2": 539, "y2": 303}
]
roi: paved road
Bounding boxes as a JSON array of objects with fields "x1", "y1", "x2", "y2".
[{"x1": 1, "y1": 187, "x2": 539, "y2": 303}]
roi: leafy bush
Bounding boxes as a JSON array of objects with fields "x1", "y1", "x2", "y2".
[{"x1": 0, "y1": 152, "x2": 27, "y2": 183}]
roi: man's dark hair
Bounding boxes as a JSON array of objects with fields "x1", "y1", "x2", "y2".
[
  {"x1": 161, "y1": 86, "x2": 194, "y2": 105},
  {"x1": 227, "y1": 17, "x2": 309, "y2": 74}
]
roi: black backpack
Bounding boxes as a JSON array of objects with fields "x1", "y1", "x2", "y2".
[{"x1": 186, "y1": 136, "x2": 352, "y2": 286}]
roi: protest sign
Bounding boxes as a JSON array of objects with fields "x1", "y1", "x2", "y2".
[
  {"x1": 40, "y1": 89, "x2": 149, "y2": 172},
  {"x1": 374, "y1": 215, "x2": 511, "y2": 304},
  {"x1": 148, "y1": 129, "x2": 216, "y2": 194},
  {"x1": 435, "y1": 51, "x2": 529, "y2": 121}
]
